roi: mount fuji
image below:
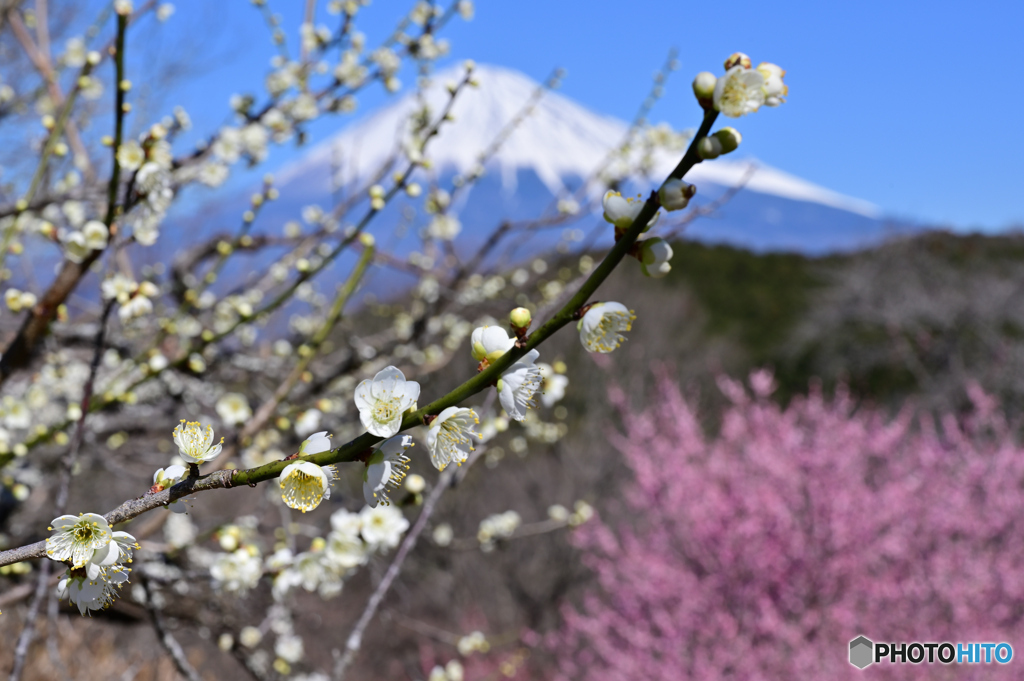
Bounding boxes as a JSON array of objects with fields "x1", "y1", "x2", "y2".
[
  {"x1": 262, "y1": 64, "x2": 913, "y2": 257},
  {"x1": 189, "y1": 65, "x2": 915, "y2": 267}
]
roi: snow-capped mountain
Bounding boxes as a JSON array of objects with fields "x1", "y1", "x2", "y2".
[{"x1": 265, "y1": 64, "x2": 907, "y2": 255}]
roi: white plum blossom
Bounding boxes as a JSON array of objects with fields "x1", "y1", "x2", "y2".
[
  {"x1": 713, "y1": 65, "x2": 766, "y2": 118},
  {"x1": 427, "y1": 214, "x2": 461, "y2": 240},
  {"x1": 101, "y1": 274, "x2": 137, "y2": 305},
  {"x1": 4, "y1": 288, "x2": 37, "y2": 312},
  {"x1": 62, "y1": 230, "x2": 90, "y2": 263},
  {"x1": 172, "y1": 420, "x2": 223, "y2": 464},
  {"x1": 425, "y1": 407, "x2": 478, "y2": 471},
  {"x1": 359, "y1": 504, "x2": 409, "y2": 550},
  {"x1": 211, "y1": 548, "x2": 263, "y2": 593},
  {"x1": 212, "y1": 127, "x2": 243, "y2": 163},
  {"x1": 578, "y1": 302, "x2": 635, "y2": 354},
  {"x1": 334, "y1": 51, "x2": 367, "y2": 87},
  {"x1": 275, "y1": 635, "x2": 305, "y2": 663},
  {"x1": 81, "y1": 220, "x2": 108, "y2": 250},
  {"x1": 46, "y1": 513, "x2": 112, "y2": 568},
  {"x1": 57, "y1": 566, "x2": 130, "y2": 615},
  {"x1": 432, "y1": 523, "x2": 454, "y2": 547},
  {"x1": 199, "y1": 162, "x2": 229, "y2": 187},
  {"x1": 216, "y1": 392, "x2": 252, "y2": 426},
  {"x1": 116, "y1": 140, "x2": 145, "y2": 171},
  {"x1": 363, "y1": 435, "x2": 413, "y2": 507},
  {"x1": 84, "y1": 530, "x2": 137, "y2": 579},
  {"x1": 498, "y1": 349, "x2": 542, "y2": 422},
  {"x1": 299, "y1": 430, "x2": 332, "y2": 456},
  {"x1": 118, "y1": 293, "x2": 153, "y2": 322},
  {"x1": 64, "y1": 37, "x2": 87, "y2": 68},
  {"x1": 153, "y1": 464, "x2": 191, "y2": 513},
  {"x1": 470, "y1": 325, "x2": 515, "y2": 363},
  {"x1": 477, "y1": 510, "x2": 521, "y2": 545},
  {"x1": 538, "y1": 363, "x2": 569, "y2": 407},
  {"x1": 639, "y1": 238, "x2": 673, "y2": 278},
  {"x1": 602, "y1": 190, "x2": 659, "y2": 231},
  {"x1": 757, "y1": 62, "x2": 788, "y2": 106},
  {"x1": 279, "y1": 461, "x2": 338, "y2": 513},
  {"x1": 354, "y1": 366, "x2": 420, "y2": 438}
]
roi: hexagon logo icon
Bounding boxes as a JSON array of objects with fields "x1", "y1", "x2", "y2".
[{"x1": 850, "y1": 635, "x2": 874, "y2": 669}]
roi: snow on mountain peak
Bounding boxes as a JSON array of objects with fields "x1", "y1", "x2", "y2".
[{"x1": 278, "y1": 64, "x2": 880, "y2": 218}]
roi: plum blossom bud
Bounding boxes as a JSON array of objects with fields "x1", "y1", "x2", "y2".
[
  {"x1": 509, "y1": 307, "x2": 532, "y2": 331},
  {"x1": 692, "y1": 71, "x2": 716, "y2": 103},
  {"x1": 724, "y1": 52, "x2": 752, "y2": 70},
  {"x1": 713, "y1": 127, "x2": 742, "y2": 154},
  {"x1": 698, "y1": 136, "x2": 723, "y2": 160},
  {"x1": 639, "y1": 238, "x2": 673, "y2": 278},
  {"x1": 658, "y1": 178, "x2": 696, "y2": 212}
]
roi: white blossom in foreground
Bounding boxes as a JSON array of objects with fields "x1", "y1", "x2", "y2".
[
  {"x1": 602, "y1": 190, "x2": 659, "y2": 231},
  {"x1": 713, "y1": 65, "x2": 766, "y2": 118},
  {"x1": 280, "y1": 461, "x2": 338, "y2": 513},
  {"x1": 57, "y1": 566, "x2": 129, "y2": 615},
  {"x1": 757, "y1": 62, "x2": 788, "y2": 106},
  {"x1": 172, "y1": 420, "x2": 224, "y2": 464},
  {"x1": 538, "y1": 363, "x2": 569, "y2": 407},
  {"x1": 363, "y1": 435, "x2": 414, "y2": 507},
  {"x1": 46, "y1": 513, "x2": 112, "y2": 568},
  {"x1": 471, "y1": 325, "x2": 515, "y2": 363},
  {"x1": 299, "y1": 430, "x2": 332, "y2": 456},
  {"x1": 216, "y1": 392, "x2": 252, "y2": 426},
  {"x1": 354, "y1": 366, "x2": 420, "y2": 438},
  {"x1": 639, "y1": 237, "x2": 673, "y2": 278},
  {"x1": 578, "y1": 302, "x2": 635, "y2": 354},
  {"x1": 425, "y1": 407, "x2": 479, "y2": 470},
  {"x1": 498, "y1": 349, "x2": 542, "y2": 422},
  {"x1": 359, "y1": 504, "x2": 409, "y2": 550},
  {"x1": 84, "y1": 530, "x2": 137, "y2": 579}
]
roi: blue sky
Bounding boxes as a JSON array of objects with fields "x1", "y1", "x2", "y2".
[{"x1": 135, "y1": 0, "x2": 1022, "y2": 229}]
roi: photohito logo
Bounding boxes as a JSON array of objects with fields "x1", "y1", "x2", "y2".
[{"x1": 849, "y1": 635, "x2": 1013, "y2": 669}]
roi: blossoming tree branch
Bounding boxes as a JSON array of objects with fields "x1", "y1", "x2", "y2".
[{"x1": 0, "y1": 0, "x2": 786, "y2": 676}]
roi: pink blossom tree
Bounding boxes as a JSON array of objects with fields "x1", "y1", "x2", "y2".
[{"x1": 551, "y1": 371, "x2": 1024, "y2": 680}]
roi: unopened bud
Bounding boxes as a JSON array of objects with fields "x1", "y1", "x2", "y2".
[
  {"x1": 724, "y1": 52, "x2": 751, "y2": 70},
  {"x1": 658, "y1": 178, "x2": 696, "y2": 212},
  {"x1": 697, "y1": 136, "x2": 723, "y2": 160},
  {"x1": 358, "y1": 232, "x2": 375, "y2": 248},
  {"x1": 692, "y1": 72, "x2": 716, "y2": 102},
  {"x1": 639, "y1": 237, "x2": 673, "y2": 279},
  {"x1": 510, "y1": 307, "x2": 532, "y2": 330},
  {"x1": 712, "y1": 127, "x2": 742, "y2": 154}
]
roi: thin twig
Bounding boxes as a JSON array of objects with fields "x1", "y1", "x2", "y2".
[
  {"x1": 139, "y1": 575, "x2": 202, "y2": 681},
  {"x1": 332, "y1": 464, "x2": 459, "y2": 681},
  {"x1": 8, "y1": 299, "x2": 116, "y2": 681}
]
